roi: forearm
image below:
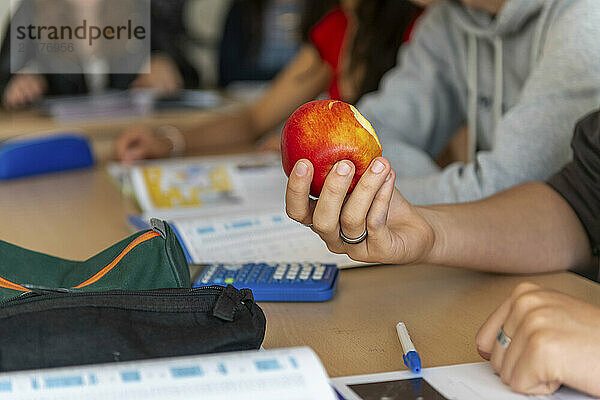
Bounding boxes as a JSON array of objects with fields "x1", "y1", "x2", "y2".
[
  {"x1": 179, "y1": 107, "x2": 258, "y2": 152},
  {"x1": 179, "y1": 45, "x2": 330, "y2": 153},
  {"x1": 420, "y1": 182, "x2": 593, "y2": 273}
]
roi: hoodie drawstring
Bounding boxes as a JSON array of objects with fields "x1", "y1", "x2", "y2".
[
  {"x1": 463, "y1": 1, "x2": 554, "y2": 164},
  {"x1": 493, "y1": 37, "x2": 504, "y2": 133},
  {"x1": 466, "y1": 34, "x2": 504, "y2": 164},
  {"x1": 467, "y1": 35, "x2": 478, "y2": 163}
]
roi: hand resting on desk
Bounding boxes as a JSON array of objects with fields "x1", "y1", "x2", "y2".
[
  {"x1": 477, "y1": 282, "x2": 600, "y2": 396},
  {"x1": 116, "y1": 125, "x2": 173, "y2": 162}
]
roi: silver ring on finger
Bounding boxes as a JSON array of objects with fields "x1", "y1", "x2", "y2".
[
  {"x1": 339, "y1": 227, "x2": 368, "y2": 245},
  {"x1": 303, "y1": 223, "x2": 314, "y2": 229},
  {"x1": 496, "y1": 325, "x2": 512, "y2": 349}
]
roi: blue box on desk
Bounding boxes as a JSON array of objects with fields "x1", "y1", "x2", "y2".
[{"x1": 0, "y1": 134, "x2": 94, "y2": 180}]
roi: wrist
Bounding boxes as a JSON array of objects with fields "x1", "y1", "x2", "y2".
[{"x1": 416, "y1": 207, "x2": 448, "y2": 265}]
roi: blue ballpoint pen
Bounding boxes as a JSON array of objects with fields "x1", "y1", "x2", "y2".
[{"x1": 396, "y1": 322, "x2": 422, "y2": 374}]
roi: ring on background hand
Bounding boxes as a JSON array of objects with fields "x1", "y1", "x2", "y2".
[
  {"x1": 497, "y1": 325, "x2": 512, "y2": 349},
  {"x1": 339, "y1": 228, "x2": 368, "y2": 245},
  {"x1": 304, "y1": 223, "x2": 314, "y2": 229}
]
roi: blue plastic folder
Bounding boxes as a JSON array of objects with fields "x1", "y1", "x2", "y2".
[{"x1": 0, "y1": 134, "x2": 94, "y2": 180}]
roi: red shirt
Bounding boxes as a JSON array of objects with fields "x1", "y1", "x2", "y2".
[
  {"x1": 309, "y1": 8, "x2": 348, "y2": 100},
  {"x1": 309, "y1": 8, "x2": 421, "y2": 100}
]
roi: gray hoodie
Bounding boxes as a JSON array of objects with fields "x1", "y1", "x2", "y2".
[{"x1": 357, "y1": 0, "x2": 600, "y2": 205}]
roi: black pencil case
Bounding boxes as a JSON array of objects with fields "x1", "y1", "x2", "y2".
[{"x1": 0, "y1": 284, "x2": 266, "y2": 372}]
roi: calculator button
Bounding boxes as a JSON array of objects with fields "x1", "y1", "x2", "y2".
[
  {"x1": 312, "y1": 268, "x2": 324, "y2": 279},
  {"x1": 224, "y1": 278, "x2": 234, "y2": 284},
  {"x1": 299, "y1": 273, "x2": 310, "y2": 280},
  {"x1": 285, "y1": 270, "x2": 298, "y2": 280},
  {"x1": 224, "y1": 264, "x2": 243, "y2": 271}
]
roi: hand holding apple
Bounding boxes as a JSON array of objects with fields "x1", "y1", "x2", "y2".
[
  {"x1": 285, "y1": 156, "x2": 436, "y2": 265},
  {"x1": 281, "y1": 100, "x2": 383, "y2": 197}
]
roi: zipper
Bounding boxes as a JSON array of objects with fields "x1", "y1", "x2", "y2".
[
  {"x1": 0, "y1": 231, "x2": 162, "y2": 294},
  {"x1": 0, "y1": 286, "x2": 248, "y2": 322},
  {"x1": 0, "y1": 286, "x2": 227, "y2": 307}
]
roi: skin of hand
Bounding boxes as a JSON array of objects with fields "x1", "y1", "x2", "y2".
[
  {"x1": 130, "y1": 54, "x2": 184, "y2": 96},
  {"x1": 115, "y1": 125, "x2": 172, "y2": 162},
  {"x1": 476, "y1": 283, "x2": 600, "y2": 396},
  {"x1": 2, "y1": 74, "x2": 47, "y2": 110},
  {"x1": 285, "y1": 157, "x2": 435, "y2": 264}
]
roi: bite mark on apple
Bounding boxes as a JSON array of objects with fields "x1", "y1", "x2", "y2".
[{"x1": 349, "y1": 104, "x2": 381, "y2": 148}]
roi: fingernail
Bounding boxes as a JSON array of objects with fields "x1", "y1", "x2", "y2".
[
  {"x1": 295, "y1": 161, "x2": 308, "y2": 177},
  {"x1": 371, "y1": 160, "x2": 385, "y2": 174},
  {"x1": 336, "y1": 161, "x2": 352, "y2": 176},
  {"x1": 385, "y1": 172, "x2": 393, "y2": 182}
]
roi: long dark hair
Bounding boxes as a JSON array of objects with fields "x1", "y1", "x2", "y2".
[
  {"x1": 301, "y1": 0, "x2": 422, "y2": 101},
  {"x1": 351, "y1": 1, "x2": 422, "y2": 99},
  {"x1": 240, "y1": 0, "x2": 422, "y2": 101}
]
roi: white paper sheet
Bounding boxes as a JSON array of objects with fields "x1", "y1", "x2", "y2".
[
  {"x1": 0, "y1": 347, "x2": 336, "y2": 400},
  {"x1": 331, "y1": 362, "x2": 596, "y2": 400},
  {"x1": 126, "y1": 153, "x2": 366, "y2": 268},
  {"x1": 170, "y1": 210, "x2": 363, "y2": 267}
]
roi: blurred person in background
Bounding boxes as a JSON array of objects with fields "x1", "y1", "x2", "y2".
[
  {"x1": 0, "y1": 0, "x2": 199, "y2": 110},
  {"x1": 116, "y1": 0, "x2": 423, "y2": 161},
  {"x1": 218, "y1": 0, "x2": 304, "y2": 87}
]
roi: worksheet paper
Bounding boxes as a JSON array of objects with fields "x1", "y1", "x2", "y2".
[
  {"x1": 331, "y1": 362, "x2": 595, "y2": 400},
  {"x1": 127, "y1": 153, "x2": 365, "y2": 268},
  {"x1": 0, "y1": 347, "x2": 336, "y2": 400},
  {"x1": 170, "y1": 210, "x2": 362, "y2": 267}
]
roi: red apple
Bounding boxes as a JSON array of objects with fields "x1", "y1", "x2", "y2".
[{"x1": 281, "y1": 100, "x2": 383, "y2": 197}]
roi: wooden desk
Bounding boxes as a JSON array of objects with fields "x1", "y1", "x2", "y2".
[
  {"x1": 0, "y1": 105, "x2": 243, "y2": 162},
  {"x1": 2, "y1": 166, "x2": 600, "y2": 379}
]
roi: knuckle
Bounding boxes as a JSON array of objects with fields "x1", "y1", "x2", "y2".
[
  {"x1": 321, "y1": 181, "x2": 349, "y2": 198},
  {"x1": 286, "y1": 182, "x2": 308, "y2": 198},
  {"x1": 366, "y1": 215, "x2": 384, "y2": 233},
  {"x1": 528, "y1": 329, "x2": 557, "y2": 357},
  {"x1": 312, "y1": 219, "x2": 336, "y2": 234},
  {"x1": 340, "y1": 210, "x2": 364, "y2": 229},
  {"x1": 512, "y1": 282, "x2": 541, "y2": 297},
  {"x1": 513, "y1": 292, "x2": 544, "y2": 316},
  {"x1": 522, "y1": 307, "x2": 553, "y2": 331},
  {"x1": 356, "y1": 177, "x2": 379, "y2": 194}
]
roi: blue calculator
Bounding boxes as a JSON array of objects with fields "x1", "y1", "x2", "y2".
[{"x1": 192, "y1": 263, "x2": 340, "y2": 302}]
